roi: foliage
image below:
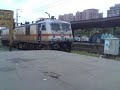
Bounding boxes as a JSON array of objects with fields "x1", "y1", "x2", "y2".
[{"x1": 74, "y1": 27, "x2": 120, "y2": 38}]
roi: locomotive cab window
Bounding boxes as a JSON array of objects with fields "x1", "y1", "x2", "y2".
[
  {"x1": 41, "y1": 24, "x2": 46, "y2": 30},
  {"x1": 25, "y1": 25, "x2": 30, "y2": 35},
  {"x1": 62, "y1": 24, "x2": 71, "y2": 31},
  {"x1": 50, "y1": 23, "x2": 61, "y2": 31}
]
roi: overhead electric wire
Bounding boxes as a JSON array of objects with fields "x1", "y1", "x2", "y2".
[
  {"x1": 31, "y1": 0, "x2": 65, "y2": 14},
  {"x1": 19, "y1": 0, "x2": 66, "y2": 22},
  {"x1": 23, "y1": 2, "x2": 64, "y2": 20},
  {"x1": 32, "y1": 2, "x2": 65, "y2": 14},
  {"x1": 32, "y1": 0, "x2": 65, "y2": 12}
]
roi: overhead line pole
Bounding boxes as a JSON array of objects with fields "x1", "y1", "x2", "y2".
[{"x1": 16, "y1": 9, "x2": 22, "y2": 26}]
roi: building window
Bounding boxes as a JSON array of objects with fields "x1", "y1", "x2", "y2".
[{"x1": 25, "y1": 25, "x2": 30, "y2": 35}]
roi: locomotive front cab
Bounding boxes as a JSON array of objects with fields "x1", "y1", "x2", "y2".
[{"x1": 49, "y1": 20, "x2": 73, "y2": 52}]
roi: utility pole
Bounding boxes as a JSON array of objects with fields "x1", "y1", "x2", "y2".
[{"x1": 16, "y1": 9, "x2": 22, "y2": 26}]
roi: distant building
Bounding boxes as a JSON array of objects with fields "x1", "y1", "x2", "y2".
[
  {"x1": 58, "y1": 13, "x2": 75, "y2": 22},
  {"x1": 58, "y1": 9, "x2": 103, "y2": 22},
  {"x1": 74, "y1": 9, "x2": 103, "y2": 21},
  {"x1": 99, "y1": 13, "x2": 103, "y2": 18},
  {"x1": 58, "y1": 15, "x2": 64, "y2": 21},
  {"x1": 107, "y1": 4, "x2": 120, "y2": 17},
  {"x1": 75, "y1": 11, "x2": 83, "y2": 21},
  {"x1": 82, "y1": 9, "x2": 102, "y2": 20}
]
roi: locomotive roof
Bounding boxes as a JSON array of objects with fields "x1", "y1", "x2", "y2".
[
  {"x1": 16, "y1": 19, "x2": 70, "y2": 28},
  {"x1": 37, "y1": 19, "x2": 70, "y2": 24}
]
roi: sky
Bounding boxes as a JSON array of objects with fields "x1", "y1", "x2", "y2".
[{"x1": 0, "y1": 0, "x2": 120, "y2": 23}]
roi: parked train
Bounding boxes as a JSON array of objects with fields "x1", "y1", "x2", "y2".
[{"x1": 1, "y1": 18, "x2": 73, "y2": 51}]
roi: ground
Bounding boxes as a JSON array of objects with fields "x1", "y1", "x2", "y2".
[
  {"x1": 0, "y1": 39, "x2": 18, "y2": 51},
  {"x1": 0, "y1": 50, "x2": 120, "y2": 90}
]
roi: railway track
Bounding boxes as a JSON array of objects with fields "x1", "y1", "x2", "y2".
[{"x1": 72, "y1": 42, "x2": 104, "y2": 54}]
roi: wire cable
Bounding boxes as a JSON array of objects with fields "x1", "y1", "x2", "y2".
[
  {"x1": 32, "y1": 1, "x2": 65, "y2": 13},
  {"x1": 32, "y1": 0, "x2": 65, "y2": 12}
]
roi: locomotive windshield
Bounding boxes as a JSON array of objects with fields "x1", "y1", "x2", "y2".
[
  {"x1": 50, "y1": 23, "x2": 71, "y2": 31},
  {"x1": 50, "y1": 23, "x2": 61, "y2": 31},
  {"x1": 62, "y1": 24, "x2": 71, "y2": 30}
]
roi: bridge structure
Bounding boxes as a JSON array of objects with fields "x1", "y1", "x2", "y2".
[
  {"x1": 70, "y1": 16, "x2": 120, "y2": 54},
  {"x1": 71, "y1": 16, "x2": 120, "y2": 30}
]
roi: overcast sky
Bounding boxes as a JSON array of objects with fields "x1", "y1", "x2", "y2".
[{"x1": 0, "y1": 0, "x2": 120, "y2": 23}]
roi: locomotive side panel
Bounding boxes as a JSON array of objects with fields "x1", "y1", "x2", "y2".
[
  {"x1": 40, "y1": 23, "x2": 49, "y2": 42},
  {"x1": 14, "y1": 24, "x2": 37, "y2": 43},
  {"x1": 30, "y1": 24, "x2": 37, "y2": 41},
  {"x1": 14, "y1": 26, "x2": 25, "y2": 41}
]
